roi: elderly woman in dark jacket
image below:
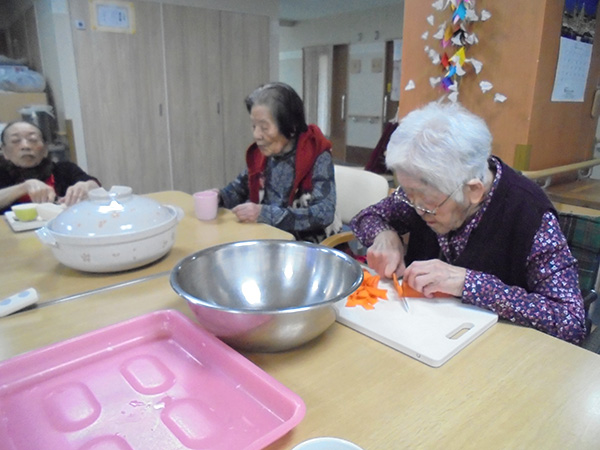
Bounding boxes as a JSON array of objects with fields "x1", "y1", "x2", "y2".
[{"x1": 219, "y1": 82, "x2": 339, "y2": 243}]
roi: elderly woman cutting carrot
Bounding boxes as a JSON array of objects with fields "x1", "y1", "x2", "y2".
[{"x1": 350, "y1": 101, "x2": 586, "y2": 344}]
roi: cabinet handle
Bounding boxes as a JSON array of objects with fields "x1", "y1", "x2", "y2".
[
  {"x1": 217, "y1": 102, "x2": 221, "y2": 115},
  {"x1": 159, "y1": 103, "x2": 163, "y2": 116},
  {"x1": 341, "y1": 94, "x2": 346, "y2": 121}
]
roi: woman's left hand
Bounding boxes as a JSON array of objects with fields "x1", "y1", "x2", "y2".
[
  {"x1": 402, "y1": 259, "x2": 466, "y2": 298},
  {"x1": 232, "y1": 202, "x2": 262, "y2": 223}
]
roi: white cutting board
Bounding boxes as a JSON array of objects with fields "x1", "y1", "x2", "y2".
[{"x1": 335, "y1": 277, "x2": 498, "y2": 368}]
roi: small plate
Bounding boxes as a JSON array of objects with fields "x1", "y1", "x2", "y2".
[{"x1": 3, "y1": 211, "x2": 47, "y2": 232}]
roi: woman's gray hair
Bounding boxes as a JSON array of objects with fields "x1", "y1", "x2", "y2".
[
  {"x1": 386, "y1": 101, "x2": 492, "y2": 202},
  {"x1": 245, "y1": 82, "x2": 308, "y2": 140}
]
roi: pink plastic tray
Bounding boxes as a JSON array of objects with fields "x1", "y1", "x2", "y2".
[{"x1": 0, "y1": 310, "x2": 305, "y2": 450}]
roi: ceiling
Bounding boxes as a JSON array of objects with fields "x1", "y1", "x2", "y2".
[{"x1": 279, "y1": 0, "x2": 404, "y2": 21}]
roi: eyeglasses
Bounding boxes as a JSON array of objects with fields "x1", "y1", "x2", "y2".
[{"x1": 394, "y1": 184, "x2": 462, "y2": 216}]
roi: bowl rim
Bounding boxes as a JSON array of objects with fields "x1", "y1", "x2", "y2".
[
  {"x1": 11, "y1": 203, "x2": 37, "y2": 210},
  {"x1": 170, "y1": 239, "x2": 364, "y2": 314}
]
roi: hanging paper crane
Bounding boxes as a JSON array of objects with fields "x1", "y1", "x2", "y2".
[{"x1": 423, "y1": 0, "x2": 492, "y2": 102}]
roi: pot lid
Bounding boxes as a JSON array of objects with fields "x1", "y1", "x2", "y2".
[{"x1": 47, "y1": 186, "x2": 176, "y2": 237}]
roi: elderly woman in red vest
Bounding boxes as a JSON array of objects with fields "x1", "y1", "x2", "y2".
[
  {"x1": 350, "y1": 101, "x2": 586, "y2": 344},
  {"x1": 218, "y1": 82, "x2": 339, "y2": 243},
  {"x1": 0, "y1": 120, "x2": 100, "y2": 213}
]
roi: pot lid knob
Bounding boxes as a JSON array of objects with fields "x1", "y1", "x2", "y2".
[{"x1": 88, "y1": 185, "x2": 133, "y2": 203}]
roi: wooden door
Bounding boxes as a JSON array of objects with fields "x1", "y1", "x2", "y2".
[
  {"x1": 383, "y1": 40, "x2": 400, "y2": 124},
  {"x1": 330, "y1": 44, "x2": 349, "y2": 162},
  {"x1": 163, "y1": 5, "x2": 224, "y2": 193},
  {"x1": 303, "y1": 45, "x2": 333, "y2": 130},
  {"x1": 69, "y1": 0, "x2": 170, "y2": 194},
  {"x1": 219, "y1": 11, "x2": 270, "y2": 183}
]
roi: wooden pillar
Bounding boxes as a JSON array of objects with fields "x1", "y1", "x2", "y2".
[{"x1": 398, "y1": 0, "x2": 600, "y2": 170}]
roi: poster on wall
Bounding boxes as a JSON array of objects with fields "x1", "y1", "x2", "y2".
[
  {"x1": 91, "y1": 0, "x2": 136, "y2": 34},
  {"x1": 551, "y1": 0, "x2": 598, "y2": 102}
]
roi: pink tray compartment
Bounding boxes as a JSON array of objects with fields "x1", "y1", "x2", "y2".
[{"x1": 0, "y1": 310, "x2": 305, "y2": 450}]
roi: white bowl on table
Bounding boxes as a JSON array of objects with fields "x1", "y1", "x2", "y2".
[{"x1": 292, "y1": 437, "x2": 364, "y2": 450}]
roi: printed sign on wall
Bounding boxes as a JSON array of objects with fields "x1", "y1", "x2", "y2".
[{"x1": 551, "y1": 0, "x2": 598, "y2": 102}]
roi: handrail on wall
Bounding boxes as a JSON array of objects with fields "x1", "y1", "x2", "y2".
[
  {"x1": 348, "y1": 114, "x2": 381, "y2": 124},
  {"x1": 521, "y1": 158, "x2": 600, "y2": 189}
]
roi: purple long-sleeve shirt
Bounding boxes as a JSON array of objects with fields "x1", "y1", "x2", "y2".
[{"x1": 350, "y1": 158, "x2": 586, "y2": 344}]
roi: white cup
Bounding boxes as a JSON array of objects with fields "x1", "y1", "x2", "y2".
[
  {"x1": 292, "y1": 437, "x2": 364, "y2": 450},
  {"x1": 193, "y1": 190, "x2": 218, "y2": 220}
]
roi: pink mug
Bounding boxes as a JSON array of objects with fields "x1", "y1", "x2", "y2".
[{"x1": 193, "y1": 190, "x2": 219, "y2": 220}]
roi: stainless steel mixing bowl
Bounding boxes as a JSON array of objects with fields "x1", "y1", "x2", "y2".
[{"x1": 170, "y1": 240, "x2": 363, "y2": 352}]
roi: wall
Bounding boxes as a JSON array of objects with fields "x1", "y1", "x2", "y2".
[
  {"x1": 278, "y1": 4, "x2": 404, "y2": 149},
  {"x1": 2, "y1": 0, "x2": 279, "y2": 170},
  {"x1": 398, "y1": 0, "x2": 600, "y2": 170},
  {"x1": 346, "y1": 41, "x2": 386, "y2": 148}
]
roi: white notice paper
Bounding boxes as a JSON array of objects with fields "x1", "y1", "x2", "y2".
[{"x1": 551, "y1": 37, "x2": 593, "y2": 102}]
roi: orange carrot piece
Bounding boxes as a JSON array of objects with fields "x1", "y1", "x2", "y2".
[
  {"x1": 367, "y1": 275, "x2": 380, "y2": 288},
  {"x1": 365, "y1": 286, "x2": 388, "y2": 299},
  {"x1": 346, "y1": 268, "x2": 393, "y2": 310},
  {"x1": 394, "y1": 277, "x2": 448, "y2": 298},
  {"x1": 392, "y1": 273, "x2": 403, "y2": 297}
]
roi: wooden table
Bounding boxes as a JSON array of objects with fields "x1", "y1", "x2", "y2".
[
  {"x1": 2, "y1": 276, "x2": 600, "y2": 449},
  {"x1": 0, "y1": 191, "x2": 292, "y2": 303}
]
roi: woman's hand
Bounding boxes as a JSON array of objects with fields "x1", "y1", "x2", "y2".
[
  {"x1": 59, "y1": 180, "x2": 100, "y2": 206},
  {"x1": 402, "y1": 259, "x2": 466, "y2": 298},
  {"x1": 366, "y1": 230, "x2": 406, "y2": 279},
  {"x1": 232, "y1": 202, "x2": 262, "y2": 223},
  {"x1": 23, "y1": 179, "x2": 56, "y2": 204},
  {"x1": 60, "y1": 180, "x2": 100, "y2": 206}
]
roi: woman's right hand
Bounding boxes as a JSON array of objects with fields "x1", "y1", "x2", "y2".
[
  {"x1": 22, "y1": 179, "x2": 56, "y2": 204},
  {"x1": 366, "y1": 230, "x2": 406, "y2": 279}
]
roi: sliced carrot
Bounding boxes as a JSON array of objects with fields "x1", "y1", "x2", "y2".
[
  {"x1": 365, "y1": 286, "x2": 388, "y2": 299},
  {"x1": 401, "y1": 282, "x2": 423, "y2": 298},
  {"x1": 346, "y1": 270, "x2": 389, "y2": 310},
  {"x1": 347, "y1": 270, "x2": 449, "y2": 310},
  {"x1": 366, "y1": 275, "x2": 380, "y2": 287}
]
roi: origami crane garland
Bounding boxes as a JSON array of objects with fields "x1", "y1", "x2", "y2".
[{"x1": 406, "y1": 0, "x2": 506, "y2": 103}]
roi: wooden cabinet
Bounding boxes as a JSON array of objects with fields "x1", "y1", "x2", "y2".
[
  {"x1": 219, "y1": 11, "x2": 271, "y2": 183},
  {"x1": 69, "y1": 0, "x2": 269, "y2": 194}
]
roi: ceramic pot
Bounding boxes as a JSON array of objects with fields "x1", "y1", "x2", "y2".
[{"x1": 36, "y1": 186, "x2": 183, "y2": 272}]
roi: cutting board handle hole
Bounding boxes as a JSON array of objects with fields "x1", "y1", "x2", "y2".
[{"x1": 447, "y1": 323, "x2": 474, "y2": 340}]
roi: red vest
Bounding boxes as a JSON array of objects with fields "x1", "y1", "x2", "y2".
[{"x1": 246, "y1": 124, "x2": 332, "y2": 205}]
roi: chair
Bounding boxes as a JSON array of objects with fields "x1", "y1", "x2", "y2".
[
  {"x1": 557, "y1": 212, "x2": 600, "y2": 352},
  {"x1": 321, "y1": 165, "x2": 391, "y2": 249}
]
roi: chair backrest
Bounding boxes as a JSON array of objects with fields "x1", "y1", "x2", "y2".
[
  {"x1": 334, "y1": 165, "x2": 390, "y2": 224},
  {"x1": 558, "y1": 213, "x2": 600, "y2": 294}
]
